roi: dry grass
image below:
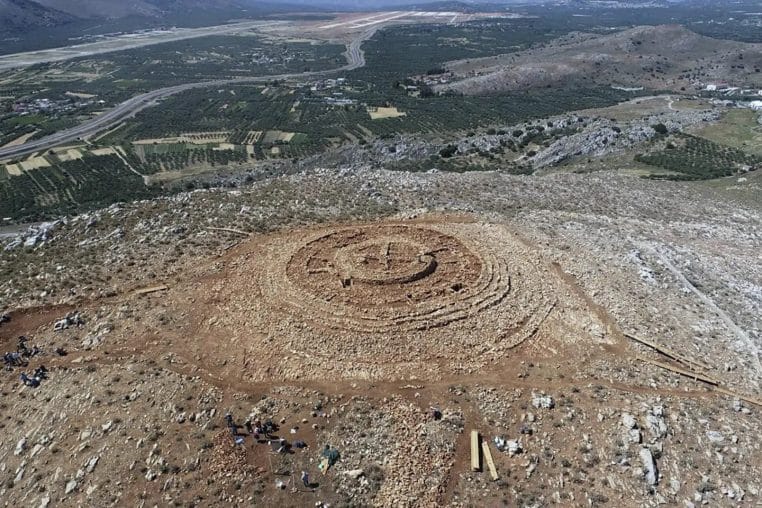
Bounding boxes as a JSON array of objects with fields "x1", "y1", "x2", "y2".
[{"x1": 368, "y1": 106, "x2": 407, "y2": 120}]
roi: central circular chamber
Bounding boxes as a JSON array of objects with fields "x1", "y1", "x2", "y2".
[
  {"x1": 285, "y1": 225, "x2": 485, "y2": 318},
  {"x1": 333, "y1": 237, "x2": 436, "y2": 286}
]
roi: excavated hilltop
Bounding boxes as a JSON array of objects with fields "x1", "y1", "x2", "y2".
[{"x1": 0, "y1": 167, "x2": 760, "y2": 507}]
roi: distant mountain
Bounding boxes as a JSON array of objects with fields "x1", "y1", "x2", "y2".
[
  {"x1": 23, "y1": 0, "x2": 245, "y2": 19},
  {"x1": 252, "y1": 0, "x2": 489, "y2": 11},
  {"x1": 0, "y1": 0, "x2": 255, "y2": 44},
  {"x1": 29, "y1": 0, "x2": 160, "y2": 19},
  {"x1": 0, "y1": 0, "x2": 74, "y2": 32}
]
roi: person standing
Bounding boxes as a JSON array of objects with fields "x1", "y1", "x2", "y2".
[{"x1": 301, "y1": 470, "x2": 309, "y2": 488}]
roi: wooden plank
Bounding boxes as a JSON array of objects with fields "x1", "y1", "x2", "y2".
[
  {"x1": 626, "y1": 333, "x2": 711, "y2": 371},
  {"x1": 481, "y1": 440, "x2": 498, "y2": 481},
  {"x1": 318, "y1": 457, "x2": 330, "y2": 475},
  {"x1": 636, "y1": 356, "x2": 720, "y2": 385},
  {"x1": 206, "y1": 227, "x2": 250, "y2": 236},
  {"x1": 470, "y1": 430, "x2": 480, "y2": 472},
  {"x1": 714, "y1": 387, "x2": 762, "y2": 408},
  {"x1": 133, "y1": 285, "x2": 168, "y2": 296}
]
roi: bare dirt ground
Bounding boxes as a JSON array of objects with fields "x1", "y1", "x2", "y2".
[{"x1": 0, "y1": 167, "x2": 760, "y2": 506}]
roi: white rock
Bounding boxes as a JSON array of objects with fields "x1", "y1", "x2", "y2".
[
  {"x1": 86, "y1": 456, "x2": 99, "y2": 474},
  {"x1": 507, "y1": 439, "x2": 522, "y2": 457},
  {"x1": 621, "y1": 413, "x2": 638, "y2": 429},
  {"x1": 14, "y1": 438, "x2": 27, "y2": 456},
  {"x1": 640, "y1": 448, "x2": 658, "y2": 486},
  {"x1": 531, "y1": 393, "x2": 554, "y2": 409},
  {"x1": 65, "y1": 479, "x2": 78, "y2": 495},
  {"x1": 646, "y1": 408, "x2": 668, "y2": 439},
  {"x1": 31, "y1": 443, "x2": 44, "y2": 457}
]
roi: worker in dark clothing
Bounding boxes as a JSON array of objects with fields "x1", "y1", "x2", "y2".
[
  {"x1": 4, "y1": 352, "x2": 23, "y2": 366},
  {"x1": 20, "y1": 373, "x2": 40, "y2": 387},
  {"x1": 263, "y1": 420, "x2": 276, "y2": 438},
  {"x1": 244, "y1": 419, "x2": 253, "y2": 434},
  {"x1": 225, "y1": 413, "x2": 234, "y2": 428}
]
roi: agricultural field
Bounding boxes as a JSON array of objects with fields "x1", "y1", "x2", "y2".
[
  {"x1": 0, "y1": 153, "x2": 157, "y2": 219},
  {"x1": 0, "y1": 130, "x2": 258, "y2": 218},
  {"x1": 103, "y1": 80, "x2": 641, "y2": 156},
  {"x1": 368, "y1": 106, "x2": 406, "y2": 120},
  {"x1": 635, "y1": 133, "x2": 761, "y2": 180},
  {"x1": 130, "y1": 143, "x2": 249, "y2": 175},
  {"x1": 0, "y1": 35, "x2": 346, "y2": 145},
  {"x1": 692, "y1": 108, "x2": 762, "y2": 156}
]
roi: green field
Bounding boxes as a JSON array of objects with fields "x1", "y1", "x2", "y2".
[
  {"x1": 635, "y1": 133, "x2": 761, "y2": 180},
  {"x1": 693, "y1": 109, "x2": 762, "y2": 156},
  {"x1": 0, "y1": 154, "x2": 158, "y2": 219}
]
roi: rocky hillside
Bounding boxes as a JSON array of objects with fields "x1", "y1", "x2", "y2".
[
  {"x1": 436, "y1": 25, "x2": 762, "y2": 95},
  {"x1": 0, "y1": 0, "x2": 247, "y2": 40},
  {"x1": 0, "y1": 0, "x2": 73, "y2": 32},
  {"x1": 32, "y1": 0, "x2": 244, "y2": 18}
]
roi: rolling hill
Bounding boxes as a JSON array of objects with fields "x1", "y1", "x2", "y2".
[
  {"x1": 436, "y1": 25, "x2": 762, "y2": 95},
  {"x1": 0, "y1": 0, "x2": 74, "y2": 32}
]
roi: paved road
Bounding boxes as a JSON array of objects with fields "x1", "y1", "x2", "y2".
[{"x1": 0, "y1": 28, "x2": 375, "y2": 161}]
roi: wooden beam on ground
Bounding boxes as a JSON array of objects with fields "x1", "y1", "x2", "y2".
[
  {"x1": 206, "y1": 227, "x2": 251, "y2": 236},
  {"x1": 714, "y1": 387, "x2": 762, "y2": 408},
  {"x1": 626, "y1": 333, "x2": 711, "y2": 371},
  {"x1": 481, "y1": 440, "x2": 498, "y2": 481},
  {"x1": 470, "y1": 430, "x2": 480, "y2": 472},
  {"x1": 133, "y1": 285, "x2": 168, "y2": 296},
  {"x1": 636, "y1": 356, "x2": 720, "y2": 386}
]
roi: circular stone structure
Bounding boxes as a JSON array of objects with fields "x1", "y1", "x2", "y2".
[
  {"x1": 209, "y1": 219, "x2": 560, "y2": 381},
  {"x1": 280, "y1": 225, "x2": 492, "y2": 331}
]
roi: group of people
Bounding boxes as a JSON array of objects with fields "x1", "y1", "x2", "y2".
[
  {"x1": 20, "y1": 365, "x2": 48, "y2": 387},
  {"x1": 224, "y1": 412, "x2": 317, "y2": 490},
  {"x1": 17, "y1": 336, "x2": 41, "y2": 358},
  {"x1": 225, "y1": 413, "x2": 280, "y2": 440},
  {"x1": 2, "y1": 336, "x2": 51, "y2": 388},
  {"x1": 3, "y1": 336, "x2": 43, "y2": 370}
]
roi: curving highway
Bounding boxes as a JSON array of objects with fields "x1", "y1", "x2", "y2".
[{"x1": 0, "y1": 28, "x2": 376, "y2": 161}]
